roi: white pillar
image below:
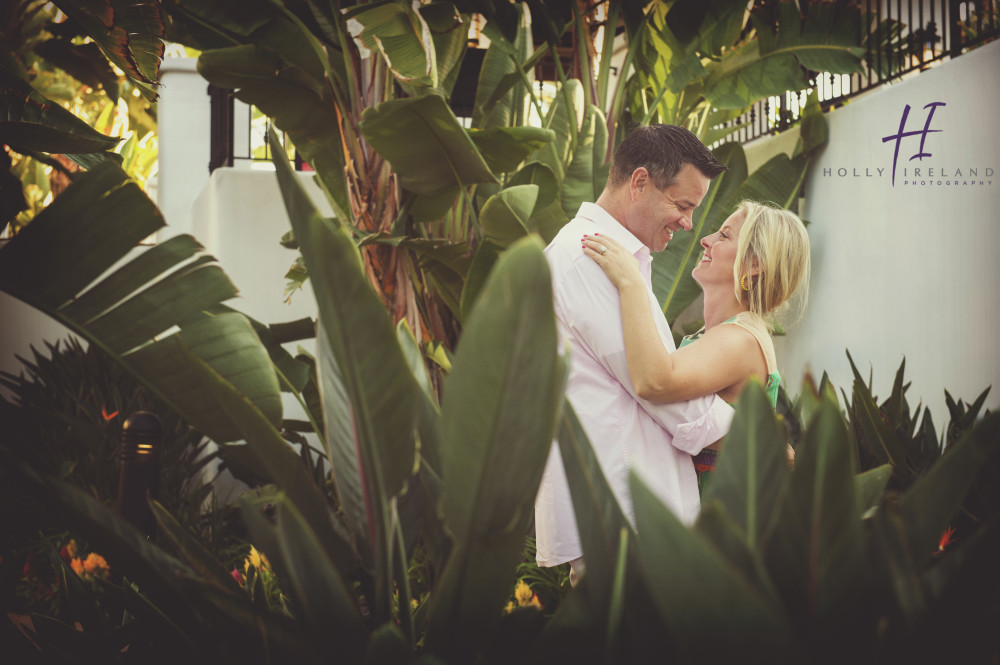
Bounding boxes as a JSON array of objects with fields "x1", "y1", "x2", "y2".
[{"x1": 157, "y1": 58, "x2": 212, "y2": 238}]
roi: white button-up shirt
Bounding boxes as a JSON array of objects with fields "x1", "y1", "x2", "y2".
[{"x1": 535, "y1": 203, "x2": 734, "y2": 567}]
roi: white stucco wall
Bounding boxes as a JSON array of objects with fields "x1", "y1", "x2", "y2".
[{"x1": 775, "y1": 40, "x2": 1000, "y2": 426}]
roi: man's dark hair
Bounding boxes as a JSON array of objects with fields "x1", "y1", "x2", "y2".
[{"x1": 607, "y1": 124, "x2": 727, "y2": 190}]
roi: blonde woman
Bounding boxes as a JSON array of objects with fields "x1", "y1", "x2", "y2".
[{"x1": 582, "y1": 199, "x2": 810, "y2": 487}]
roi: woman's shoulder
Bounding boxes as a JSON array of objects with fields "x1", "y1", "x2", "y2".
[{"x1": 721, "y1": 312, "x2": 777, "y2": 373}]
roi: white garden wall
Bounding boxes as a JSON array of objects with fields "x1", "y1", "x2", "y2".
[{"x1": 774, "y1": 40, "x2": 1000, "y2": 425}]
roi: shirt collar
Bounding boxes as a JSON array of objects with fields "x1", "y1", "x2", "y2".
[{"x1": 575, "y1": 202, "x2": 651, "y2": 264}]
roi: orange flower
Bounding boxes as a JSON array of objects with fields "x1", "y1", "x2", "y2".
[
  {"x1": 82, "y1": 553, "x2": 110, "y2": 579},
  {"x1": 70, "y1": 552, "x2": 110, "y2": 580},
  {"x1": 938, "y1": 525, "x2": 957, "y2": 552}
]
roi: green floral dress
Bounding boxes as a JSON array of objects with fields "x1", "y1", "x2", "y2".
[{"x1": 682, "y1": 312, "x2": 780, "y2": 495}]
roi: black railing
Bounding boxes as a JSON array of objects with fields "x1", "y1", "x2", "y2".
[
  {"x1": 208, "y1": 0, "x2": 999, "y2": 172},
  {"x1": 715, "y1": 0, "x2": 999, "y2": 146}
]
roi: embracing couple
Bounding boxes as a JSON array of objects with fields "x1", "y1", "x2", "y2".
[{"x1": 534, "y1": 124, "x2": 811, "y2": 585}]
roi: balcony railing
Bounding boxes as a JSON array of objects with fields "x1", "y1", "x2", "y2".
[
  {"x1": 715, "y1": 0, "x2": 998, "y2": 145},
  {"x1": 208, "y1": 0, "x2": 998, "y2": 172}
]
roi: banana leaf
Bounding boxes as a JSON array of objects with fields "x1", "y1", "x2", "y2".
[
  {"x1": 361, "y1": 94, "x2": 498, "y2": 194},
  {"x1": 345, "y1": 1, "x2": 437, "y2": 89},
  {"x1": 53, "y1": 0, "x2": 164, "y2": 101},
  {"x1": 196, "y1": 44, "x2": 350, "y2": 221},
  {"x1": 270, "y1": 128, "x2": 422, "y2": 623},
  {"x1": 478, "y1": 184, "x2": 538, "y2": 248},
  {"x1": 704, "y1": 2, "x2": 865, "y2": 110},
  {"x1": 762, "y1": 395, "x2": 874, "y2": 657},
  {"x1": 473, "y1": 3, "x2": 533, "y2": 130},
  {"x1": 0, "y1": 162, "x2": 282, "y2": 443},
  {"x1": 630, "y1": 469, "x2": 794, "y2": 661},
  {"x1": 701, "y1": 381, "x2": 790, "y2": 550},
  {"x1": 427, "y1": 236, "x2": 566, "y2": 662},
  {"x1": 0, "y1": 65, "x2": 120, "y2": 157},
  {"x1": 560, "y1": 104, "x2": 609, "y2": 219},
  {"x1": 468, "y1": 126, "x2": 556, "y2": 175}
]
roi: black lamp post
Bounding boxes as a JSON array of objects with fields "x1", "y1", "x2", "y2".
[{"x1": 116, "y1": 411, "x2": 162, "y2": 538}]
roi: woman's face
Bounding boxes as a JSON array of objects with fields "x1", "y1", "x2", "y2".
[{"x1": 692, "y1": 210, "x2": 747, "y2": 288}]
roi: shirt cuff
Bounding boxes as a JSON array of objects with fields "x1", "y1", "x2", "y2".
[{"x1": 671, "y1": 397, "x2": 735, "y2": 455}]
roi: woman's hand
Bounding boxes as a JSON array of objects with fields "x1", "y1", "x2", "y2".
[{"x1": 582, "y1": 234, "x2": 642, "y2": 290}]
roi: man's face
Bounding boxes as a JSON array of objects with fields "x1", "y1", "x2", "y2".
[{"x1": 625, "y1": 163, "x2": 710, "y2": 253}]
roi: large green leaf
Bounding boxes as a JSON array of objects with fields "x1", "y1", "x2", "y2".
[
  {"x1": 560, "y1": 104, "x2": 609, "y2": 218},
  {"x1": 701, "y1": 381, "x2": 790, "y2": 550},
  {"x1": 856, "y1": 464, "x2": 892, "y2": 515},
  {"x1": 468, "y1": 126, "x2": 555, "y2": 175},
  {"x1": 345, "y1": 1, "x2": 437, "y2": 88},
  {"x1": 533, "y1": 78, "x2": 584, "y2": 184},
  {"x1": 459, "y1": 238, "x2": 501, "y2": 322},
  {"x1": 0, "y1": 162, "x2": 282, "y2": 443},
  {"x1": 196, "y1": 45, "x2": 350, "y2": 221},
  {"x1": 704, "y1": 1, "x2": 865, "y2": 110},
  {"x1": 630, "y1": 470, "x2": 794, "y2": 660},
  {"x1": 427, "y1": 236, "x2": 565, "y2": 661},
  {"x1": 419, "y1": 2, "x2": 467, "y2": 98},
  {"x1": 173, "y1": 337, "x2": 357, "y2": 574},
  {"x1": 479, "y1": 184, "x2": 537, "y2": 248},
  {"x1": 472, "y1": 2, "x2": 533, "y2": 129},
  {"x1": 361, "y1": 94, "x2": 497, "y2": 194},
  {"x1": 0, "y1": 65, "x2": 121, "y2": 156},
  {"x1": 270, "y1": 129, "x2": 422, "y2": 620},
  {"x1": 54, "y1": 0, "x2": 165, "y2": 101},
  {"x1": 762, "y1": 396, "x2": 873, "y2": 657}
]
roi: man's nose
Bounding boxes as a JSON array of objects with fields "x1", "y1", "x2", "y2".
[{"x1": 680, "y1": 216, "x2": 693, "y2": 231}]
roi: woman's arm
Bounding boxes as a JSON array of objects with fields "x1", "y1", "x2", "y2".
[{"x1": 583, "y1": 235, "x2": 761, "y2": 403}]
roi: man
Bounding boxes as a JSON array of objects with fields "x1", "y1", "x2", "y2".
[{"x1": 534, "y1": 124, "x2": 734, "y2": 583}]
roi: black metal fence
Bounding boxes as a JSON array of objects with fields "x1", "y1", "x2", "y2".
[
  {"x1": 717, "y1": 0, "x2": 999, "y2": 146},
  {"x1": 208, "y1": 0, "x2": 999, "y2": 171}
]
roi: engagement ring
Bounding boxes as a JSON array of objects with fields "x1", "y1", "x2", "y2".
[{"x1": 599, "y1": 245, "x2": 607, "y2": 255}]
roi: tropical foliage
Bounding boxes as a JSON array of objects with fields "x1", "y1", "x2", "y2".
[
  {"x1": 4, "y1": 1, "x2": 996, "y2": 662},
  {"x1": 1, "y1": 0, "x2": 160, "y2": 232}
]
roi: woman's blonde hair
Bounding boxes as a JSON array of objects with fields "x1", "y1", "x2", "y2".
[{"x1": 732, "y1": 200, "x2": 811, "y2": 322}]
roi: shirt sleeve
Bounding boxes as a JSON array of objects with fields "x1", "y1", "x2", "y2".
[{"x1": 550, "y1": 243, "x2": 734, "y2": 455}]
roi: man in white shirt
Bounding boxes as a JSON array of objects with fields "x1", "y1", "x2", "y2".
[{"x1": 534, "y1": 124, "x2": 734, "y2": 582}]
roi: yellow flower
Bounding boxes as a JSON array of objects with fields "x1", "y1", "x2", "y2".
[
  {"x1": 514, "y1": 580, "x2": 532, "y2": 606},
  {"x1": 411, "y1": 598, "x2": 419, "y2": 609},
  {"x1": 247, "y1": 546, "x2": 262, "y2": 570},
  {"x1": 70, "y1": 557, "x2": 86, "y2": 577},
  {"x1": 504, "y1": 601, "x2": 515, "y2": 615},
  {"x1": 65, "y1": 540, "x2": 78, "y2": 559},
  {"x1": 529, "y1": 594, "x2": 542, "y2": 609}
]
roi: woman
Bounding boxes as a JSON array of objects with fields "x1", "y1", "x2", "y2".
[{"x1": 581, "y1": 199, "x2": 810, "y2": 487}]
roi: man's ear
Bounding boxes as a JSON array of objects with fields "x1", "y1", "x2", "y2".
[{"x1": 630, "y1": 167, "x2": 649, "y2": 200}]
